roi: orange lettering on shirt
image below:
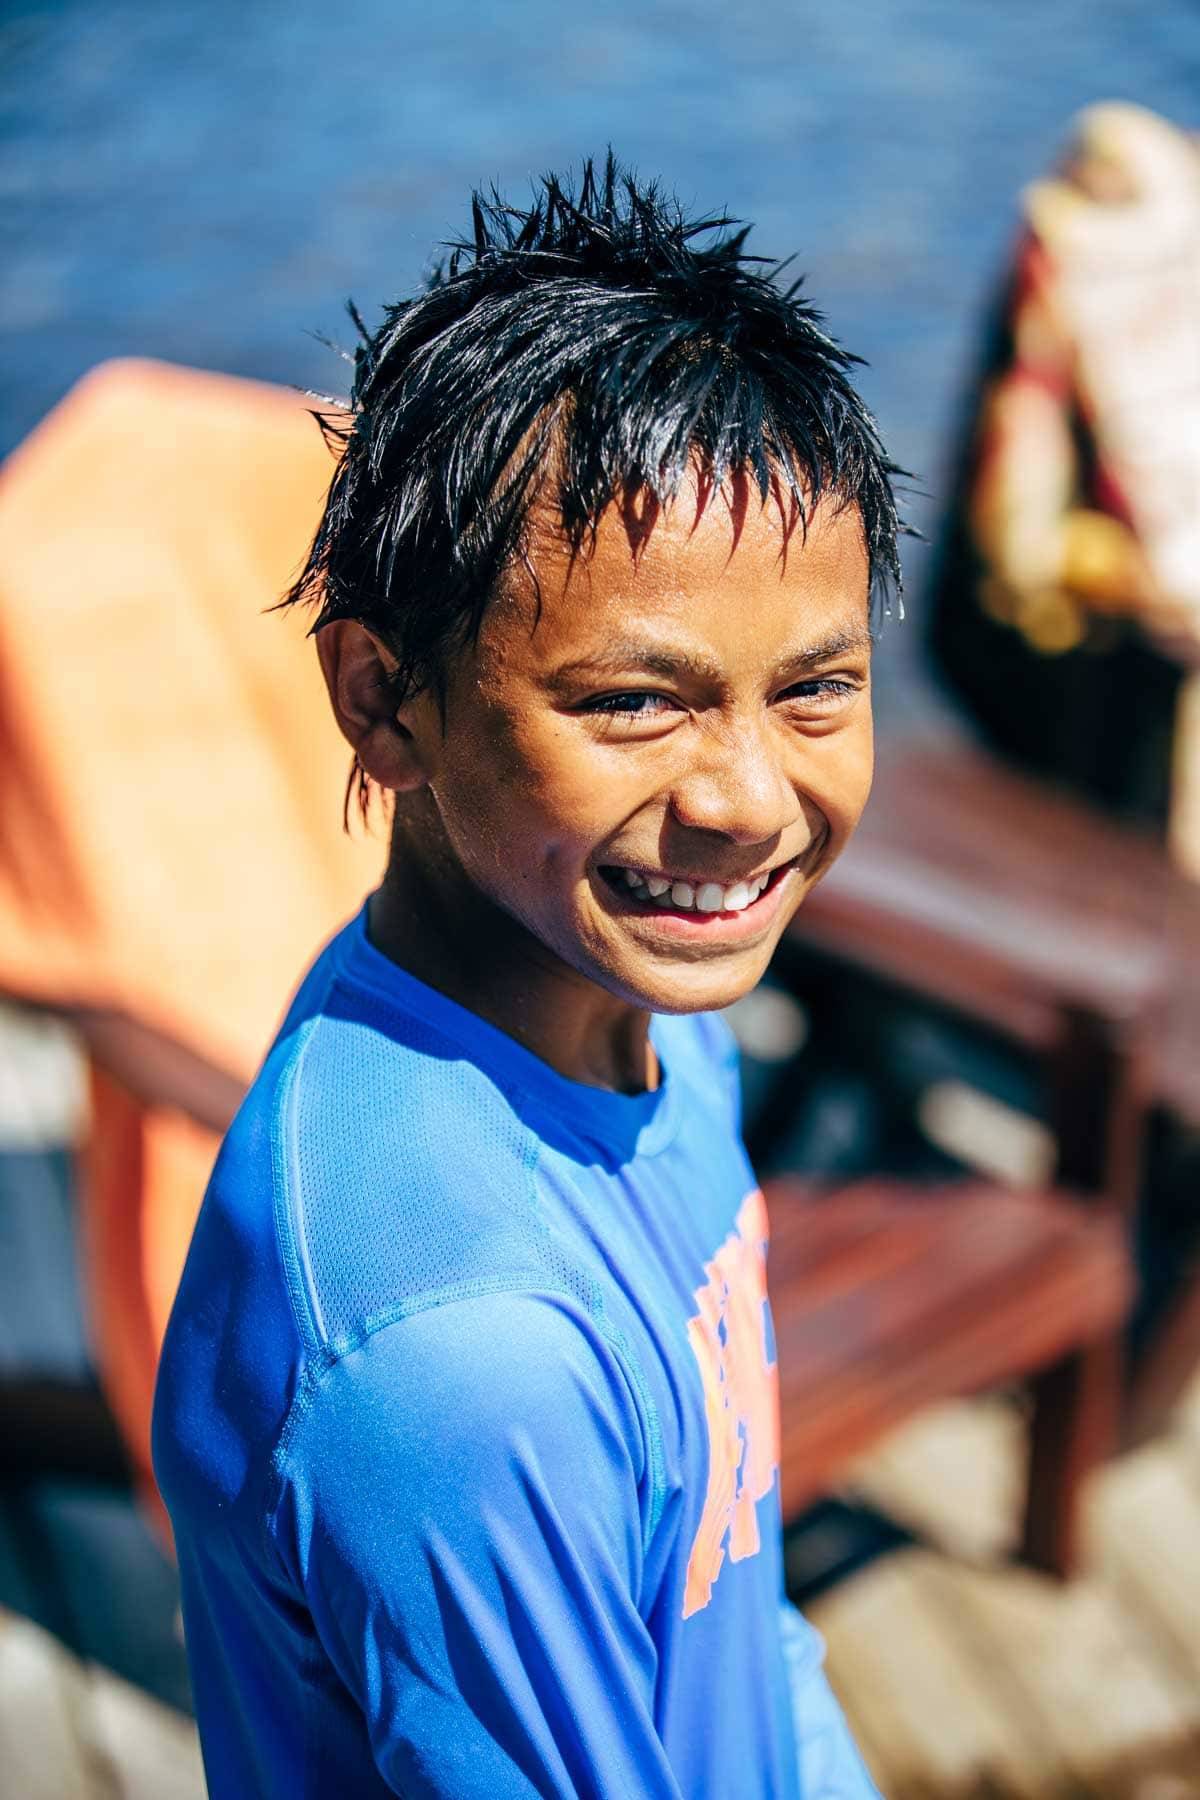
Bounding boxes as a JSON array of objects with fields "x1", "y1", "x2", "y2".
[{"x1": 682, "y1": 1187, "x2": 781, "y2": 1619}]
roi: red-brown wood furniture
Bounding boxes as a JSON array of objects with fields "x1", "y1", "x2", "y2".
[{"x1": 765, "y1": 739, "x2": 1200, "y2": 1573}]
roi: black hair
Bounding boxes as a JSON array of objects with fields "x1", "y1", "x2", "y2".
[{"x1": 282, "y1": 155, "x2": 906, "y2": 812}]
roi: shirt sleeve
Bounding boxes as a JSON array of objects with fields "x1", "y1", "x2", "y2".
[
  {"x1": 780, "y1": 1602, "x2": 883, "y2": 1797},
  {"x1": 270, "y1": 1287, "x2": 684, "y2": 1799}
]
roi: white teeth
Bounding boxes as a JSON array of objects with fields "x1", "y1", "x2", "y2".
[{"x1": 617, "y1": 865, "x2": 777, "y2": 910}]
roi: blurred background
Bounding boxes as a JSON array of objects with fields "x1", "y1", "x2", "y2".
[{"x1": 2, "y1": 2, "x2": 1199, "y2": 1794}]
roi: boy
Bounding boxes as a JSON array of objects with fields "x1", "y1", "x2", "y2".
[{"x1": 152, "y1": 158, "x2": 901, "y2": 1796}]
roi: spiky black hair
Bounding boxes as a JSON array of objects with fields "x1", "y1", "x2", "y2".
[{"x1": 283, "y1": 154, "x2": 906, "y2": 767}]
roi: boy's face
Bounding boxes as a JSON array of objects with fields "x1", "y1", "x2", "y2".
[{"x1": 403, "y1": 475, "x2": 873, "y2": 1016}]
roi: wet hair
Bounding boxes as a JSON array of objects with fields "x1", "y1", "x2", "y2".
[{"x1": 282, "y1": 154, "x2": 906, "y2": 810}]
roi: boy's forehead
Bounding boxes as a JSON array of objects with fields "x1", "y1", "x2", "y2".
[
  {"x1": 495, "y1": 478, "x2": 872, "y2": 657},
  {"x1": 530, "y1": 467, "x2": 807, "y2": 566}
]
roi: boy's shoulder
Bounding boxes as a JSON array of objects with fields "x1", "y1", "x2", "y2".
[
  {"x1": 217, "y1": 910, "x2": 566, "y2": 1350},
  {"x1": 154, "y1": 911, "x2": 572, "y2": 1521},
  {"x1": 189, "y1": 909, "x2": 736, "y2": 1357}
]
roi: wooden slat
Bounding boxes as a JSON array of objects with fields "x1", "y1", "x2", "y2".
[
  {"x1": 789, "y1": 745, "x2": 1200, "y2": 1145},
  {"x1": 83, "y1": 1664, "x2": 206, "y2": 1800},
  {"x1": 0, "y1": 1608, "x2": 205, "y2": 1800},
  {"x1": 0, "y1": 1002, "x2": 85, "y2": 1150},
  {"x1": 770, "y1": 1183, "x2": 1129, "y2": 1353},
  {"x1": 766, "y1": 1183, "x2": 927, "y2": 1276},
  {"x1": 809, "y1": 1550, "x2": 1058, "y2": 1797},
  {"x1": 842, "y1": 1394, "x2": 1026, "y2": 1564},
  {"x1": 916, "y1": 1557, "x2": 1200, "y2": 1788},
  {"x1": 1128, "y1": 1276, "x2": 1200, "y2": 1449},
  {"x1": 68, "y1": 1005, "x2": 244, "y2": 1134},
  {"x1": 767, "y1": 1180, "x2": 1130, "y2": 1511},
  {"x1": 0, "y1": 1609, "x2": 96, "y2": 1800},
  {"x1": 768, "y1": 1188, "x2": 953, "y2": 1309},
  {"x1": 1176, "y1": 1366, "x2": 1200, "y2": 1451},
  {"x1": 811, "y1": 1392, "x2": 1200, "y2": 1798},
  {"x1": 1088, "y1": 1437, "x2": 1200, "y2": 1680},
  {"x1": 794, "y1": 747, "x2": 1172, "y2": 1054}
]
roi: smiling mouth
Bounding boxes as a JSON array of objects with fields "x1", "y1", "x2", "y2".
[{"x1": 598, "y1": 860, "x2": 795, "y2": 915}]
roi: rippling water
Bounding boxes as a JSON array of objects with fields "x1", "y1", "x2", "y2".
[{"x1": 2, "y1": 0, "x2": 1197, "y2": 718}]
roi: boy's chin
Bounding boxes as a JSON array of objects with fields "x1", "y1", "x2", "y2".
[{"x1": 602, "y1": 948, "x2": 775, "y2": 1018}]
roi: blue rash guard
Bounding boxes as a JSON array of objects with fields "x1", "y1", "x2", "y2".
[{"x1": 153, "y1": 905, "x2": 880, "y2": 1798}]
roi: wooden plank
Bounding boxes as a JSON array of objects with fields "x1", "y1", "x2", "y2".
[
  {"x1": 843, "y1": 1395, "x2": 1026, "y2": 1564},
  {"x1": 774, "y1": 1189, "x2": 1129, "y2": 1512},
  {"x1": 808, "y1": 1549, "x2": 1058, "y2": 1797},
  {"x1": 1092, "y1": 1742, "x2": 1200, "y2": 1799},
  {"x1": 0, "y1": 1003, "x2": 85, "y2": 1150},
  {"x1": 911, "y1": 1556, "x2": 1200, "y2": 1790},
  {"x1": 792, "y1": 745, "x2": 1172, "y2": 1052},
  {"x1": 807, "y1": 1562, "x2": 957, "y2": 1796},
  {"x1": 769, "y1": 1184, "x2": 1130, "y2": 1369},
  {"x1": 1023, "y1": 1337, "x2": 1124, "y2": 1575},
  {"x1": 1176, "y1": 1366, "x2": 1200, "y2": 1450},
  {"x1": 1133, "y1": 1315, "x2": 1200, "y2": 1451},
  {"x1": 916, "y1": 1079, "x2": 1055, "y2": 1188},
  {"x1": 82, "y1": 1664, "x2": 205, "y2": 1800},
  {"x1": 788, "y1": 742, "x2": 1200, "y2": 1128},
  {"x1": 0, "y1": 1609, "x2": 97, "y2": 1800},
  {"x1": 807, "y1": 1374, "x2": 1200, "y2": 1798},
  {"x1": 1088, "y1": 1438, "x2": 1200, "y2": 1681}
]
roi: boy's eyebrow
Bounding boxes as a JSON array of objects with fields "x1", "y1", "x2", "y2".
[{"x1": 548, "y1": 626, "x2": 873, "y2": 686}]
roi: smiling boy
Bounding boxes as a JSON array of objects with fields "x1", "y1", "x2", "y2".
[{"x1": 152, "y1": 160, "x2": 900, "y2": 1797}]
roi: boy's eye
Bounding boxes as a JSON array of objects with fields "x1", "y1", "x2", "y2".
[
  {"x1": 585, "y1": 692, "x2": 678, "y2": 718},
  {"x1": 778, "y1": 677, "x2": 859, "y2": 707},
  {"x1": 579, "y1": 678, "x2": 861, "y2": 723}
]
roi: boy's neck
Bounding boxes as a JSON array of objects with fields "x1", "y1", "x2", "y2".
[{"x1": 366, "y1": 834, "x2": 659, "y2": 1098}]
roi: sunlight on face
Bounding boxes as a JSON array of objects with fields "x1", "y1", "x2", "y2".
[{"x1": 420, "y1": 474, "x2": 874, "y2": 1014}]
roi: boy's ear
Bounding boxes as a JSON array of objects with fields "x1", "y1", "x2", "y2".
[{"x1": 315, "y1": 621, "x2": 429, "y2": 794}]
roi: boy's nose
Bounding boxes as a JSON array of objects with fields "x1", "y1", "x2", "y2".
[{"x1": 667, "y1": 727, "x2": 802, "y2": 847}]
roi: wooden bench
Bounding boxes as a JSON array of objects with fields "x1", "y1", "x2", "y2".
[
  {"x1": 793, "y1": 741, "x2": 1200, "y2": 1137},
  {"x1": 766, "y1": 1176, "x2": 1132, "y2": 1571},
  {"x1": 769, "y1": 739, "x2": 1200, "y2": 1562},
  {"x1": 794, "y1": 742, "x2": 1174, "y2": 1068}
]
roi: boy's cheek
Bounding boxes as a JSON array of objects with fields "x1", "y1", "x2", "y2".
[{"x1": 817, "y1": 718, "x2": 875, "y2": 850}]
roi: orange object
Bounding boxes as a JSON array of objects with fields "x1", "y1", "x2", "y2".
[
  {"x1": 683, "y1": 1188, "x2": 779, "y2": 1618},
  {"x1": 0, "y1": 359, "x2": 386, "y2": 1518}
]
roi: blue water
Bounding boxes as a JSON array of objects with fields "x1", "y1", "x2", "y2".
[{"x1": 2, "y1": 0, "x2": 1197, "y2": 720}]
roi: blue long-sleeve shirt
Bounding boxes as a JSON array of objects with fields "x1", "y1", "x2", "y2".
[{"x1": 152, "y1": 905, "x2": 880, "y2": 1796}]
